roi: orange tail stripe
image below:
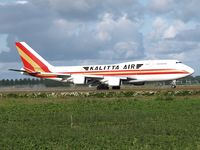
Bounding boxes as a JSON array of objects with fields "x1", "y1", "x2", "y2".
[
  {"x1": 17, "y1": 46, "x2": 44, "y2": 72},
  {"x1": 16, "y1": 42, "x2": 50, "y2": 72}
]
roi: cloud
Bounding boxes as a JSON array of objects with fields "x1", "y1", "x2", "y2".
[
  {"x1": 96, "y1": 13, "x2": 144, "y2": 60},
  {"x1": 0, "y1": 0, "x2": 200, "y2": 78},
  {"x1": 30, "y1": 0, "x2": 142, "y2": 21},
  {"x1": 144, "y1": 16, "x2": 200, "y2": 74},
  {"x1": 0, "y1": 0, "x2": 28, "y2": 6},
  {"x1": 96, "y1": 13, "x2": 141, "y2": 41},
  {"x1": 163, "y1": 20, "x2": 186, "y2": 39},
  {"x1": 100, "y1": 41, "x2": 143, "y2": 60},
  {"x1": 176, "y1": 25, "x2": 200, "y2": 42},
  {"x1": 149, "y1": 0, "x2": 200, "y2": 22},
  {"x1": 0, "y1": 1, "x2": 144, "y2": 63},
  {"x1": 163, "y1": 26, "x2": 177, "y2": 39},
  {"x1": 0, "y1": 34, "x2": 9, "y2": 53},
  {"x1": 16, "y1": 1, "x2": 28, "y2": 5},
  {"x1": 149, "y1": 0, "x2": 174, "y2": 13}
]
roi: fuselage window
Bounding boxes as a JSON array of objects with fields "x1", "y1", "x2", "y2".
[{"x1": 176, "y1": 61, "x2": 182, "y2": 64}]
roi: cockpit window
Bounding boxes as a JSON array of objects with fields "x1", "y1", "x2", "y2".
[{"x1": 176, "y1": 61, "x2": 182, "y2": 64}]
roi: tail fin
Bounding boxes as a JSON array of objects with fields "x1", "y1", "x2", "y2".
[{"x1": 16, "y1": 42, "x2": 53, "y2": 73}]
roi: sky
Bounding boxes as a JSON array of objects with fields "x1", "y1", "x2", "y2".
[{"x1": 0, "y1": 0, "x2": 199, "y2": 79}]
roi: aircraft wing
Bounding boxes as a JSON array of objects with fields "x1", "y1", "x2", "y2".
[
  {"x1": 54, "y1": 74, "x2": 103, "y2": 84},
  {"x1": 35, "y1": 72, "x2": 72, "y2": 81},
  {"x1": 38, "y1": 72, "x2": 71, "y2": 77}
]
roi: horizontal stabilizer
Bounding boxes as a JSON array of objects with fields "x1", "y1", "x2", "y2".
[
  {"x1": 9, "y1": 69, "x2": 27, "y2": 73},
  {"x1": 9, "y1": 69, "x2": 71, "y2": 79},
  {"x1": 9, "y1": 69, "x2": 40, "y2": 75}
]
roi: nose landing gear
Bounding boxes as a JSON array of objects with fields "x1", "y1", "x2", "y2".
[{"x1": 171, "y1": 80, "x2": 176, "y2": 88}]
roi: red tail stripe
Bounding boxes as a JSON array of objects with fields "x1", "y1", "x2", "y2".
[
  {"x1": 16, "y1": 42, "x2": 50, "y2": 72},
  {"x1": 21, "y1": 56, "x2": 35, "y2": 72}
]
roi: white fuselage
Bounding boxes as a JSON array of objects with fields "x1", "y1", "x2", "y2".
[{"x1": 50, "y1": 60, "x2": 194, "y2": 85}]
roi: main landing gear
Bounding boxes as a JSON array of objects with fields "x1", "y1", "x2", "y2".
[
  {"x1": 97, "y1": 84, "x2": 120, "y2": 90},
  {"x1": 97, "y1": 84, "x2": 109, "y2": 90},
  {"x1": 171, "y1": 80, "x2": 176, "y2": 88},
  {"x1": 96, "y1": 84, "x2": 121, "y2": 90},
  {"x1": 112, "y1": 86, "x2": 121, "y2": 90}
]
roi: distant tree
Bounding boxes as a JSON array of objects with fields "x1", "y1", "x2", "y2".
[
  {"x1": 5, "y1": 79, "x2": 10, "y2": 86},
  {"x1": 10, "y1": 79, "x2": 14, "y2": 86},
  {"x1": 195, "y1": 76, "x2": 200, "y2": 82},
  {"x1": 19, "y1": 79, "x2": 23, "y2": 85},
  {"x1": 14, "y1": 79, "x2": 19, "y2": 85},
  {"x1": 31, "y1": 78, "x2": 36, "y2": 85},
  {"x1": 1, "y1": 79, "x2": 6, "y2": 86}
]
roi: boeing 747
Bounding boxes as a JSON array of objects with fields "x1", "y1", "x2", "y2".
[{"x1": 10, "y1": 42, "x2": 194, "y2": 89}]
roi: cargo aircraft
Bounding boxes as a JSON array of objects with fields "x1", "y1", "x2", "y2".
[{"x1": 10, "y1": 42, "x2": 194, "y2": 89}]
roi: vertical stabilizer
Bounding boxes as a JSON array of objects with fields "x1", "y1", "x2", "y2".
[{"x1": 16, "y1": 42, "x2": 53, "y2": 73}]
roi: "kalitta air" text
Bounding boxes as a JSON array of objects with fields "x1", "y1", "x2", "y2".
[{"x1": 83, "y1": 64, "x2": 143, "y2": 71}]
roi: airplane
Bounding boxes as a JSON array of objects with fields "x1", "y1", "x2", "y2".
[{"x1": 10, "y1": 42, "x2": 194, "y2": 90}]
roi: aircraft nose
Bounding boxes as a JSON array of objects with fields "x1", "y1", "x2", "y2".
[{"x1": 187, "y1": 67, "x2": 194, "y2": 75}]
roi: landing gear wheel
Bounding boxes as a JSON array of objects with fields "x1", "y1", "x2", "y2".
[
  {"x1": 171, "y1": 85, "x2": 176, "y2": 88},
  {"x1": 112, "y1": 86, "x2": 120, "y2": 90},
  {"x1": 97, "y1": 84, "x2": 109, "y2": 90}
]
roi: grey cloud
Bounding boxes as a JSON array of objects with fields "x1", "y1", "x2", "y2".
[
  {"x1": 0, "y1": 0, "x2": 200, "y2": 78},
  {"x1": 174, "y1": 0, "x2": 200, "y2": 22},
  {"x1": 100, "y1": 40, "x2": 144, "y2": 60},
  {"x1": 147, "y1": 40, "x2": 198, "y2": 55},
  {"x1": 0, "y1": 2, "x2": 52, "y2": 34},
  {"x1": 176, "y1": 25, "x2": 200, "y2": 42},
  {"x1": 149, "y1": 0, "x2": 200, "y2": 22},
  {"x1": 0, "y1": 0, "x2": 144, "y2": 64},
  {"x1": 31, "y1": 0, "x2": 143, "y2": 21},
  {"x1": 149, "y1": 0, "x2": 175, "y2": 14}
]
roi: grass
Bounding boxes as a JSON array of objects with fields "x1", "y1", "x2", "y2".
[{"x1": 0, "y1": 94, "x2": 200, "y2": 149}]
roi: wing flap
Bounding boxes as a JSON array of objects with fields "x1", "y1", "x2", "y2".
[
  {"x1": 39, "y1": 72, "x2": 71, "y2": 77},
  {"x1": 39, "y1": 72, "x2": 71, "y2": 80}
]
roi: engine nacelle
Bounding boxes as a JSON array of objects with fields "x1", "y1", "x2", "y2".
[
  {"x1": 72, "y1": 75, "x2": 85, "y2": 84},
  {"x1": 103, "y1": 77, "x2": 121, "y2": 86}
]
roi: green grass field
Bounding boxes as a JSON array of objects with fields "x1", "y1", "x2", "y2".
[{"x1": 0, "y1": 91, "x2": 200, "y2": 149}]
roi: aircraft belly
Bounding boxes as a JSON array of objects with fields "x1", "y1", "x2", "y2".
[{"x1": 135, "y1": 74, "x2": 189, "y2": 81}]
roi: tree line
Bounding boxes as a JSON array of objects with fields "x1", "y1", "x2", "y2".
[
  {"x1": 0, "y1": 78, "x2": 70, "y2": 87},
  {"x1": 0, "y1": 76, "x2": 200, "y2": 87}
]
